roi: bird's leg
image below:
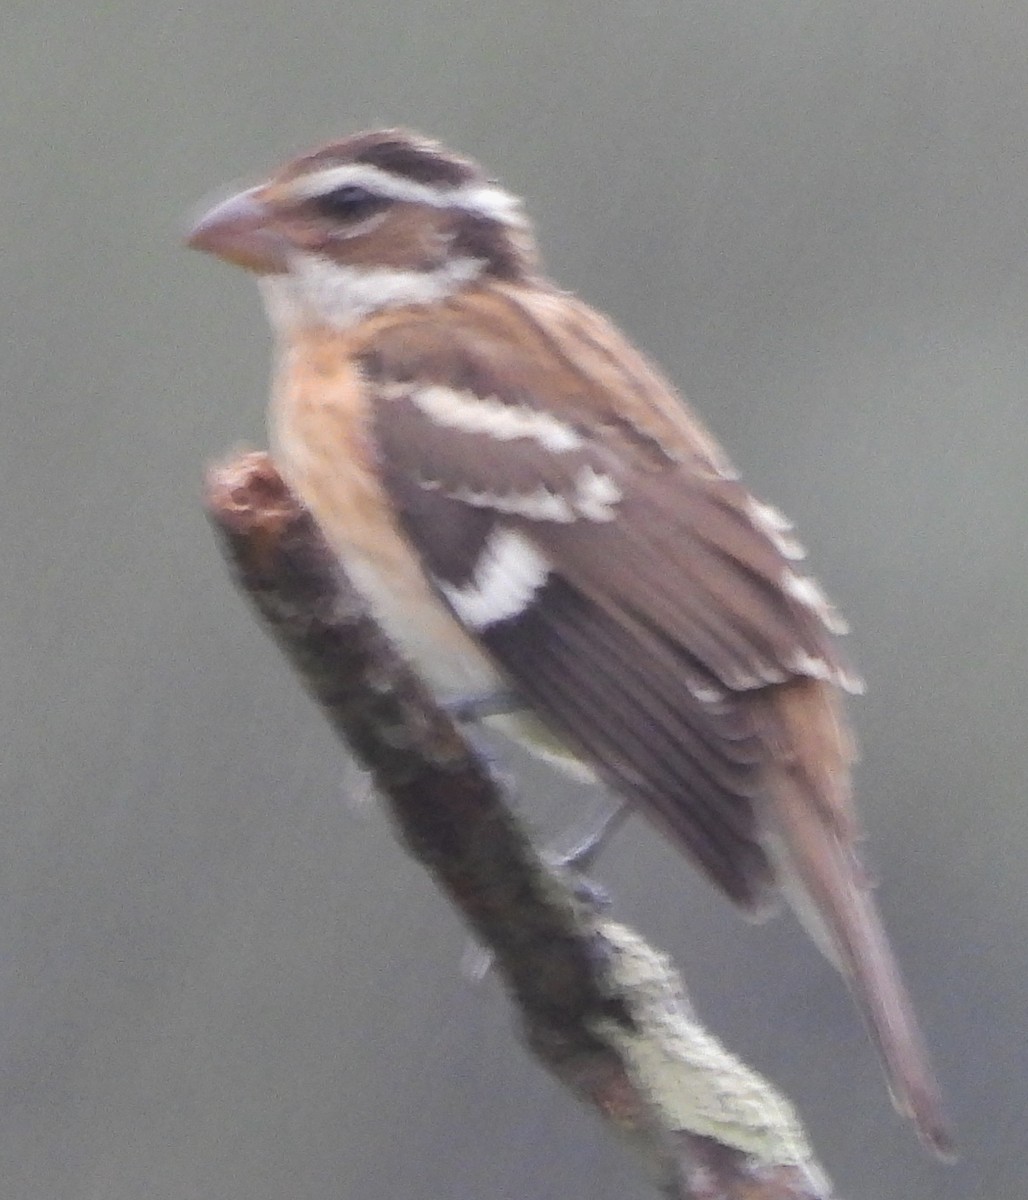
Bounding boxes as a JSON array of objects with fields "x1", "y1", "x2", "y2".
[
  {"x1": 437, "y1": 690, "x2": 523, "y2": 790},
  {"x1": 441, "y1": 688, "x2": 527, "y2": 790},
  {"x1": 446, "y1": 686, "x2": 628, "y2": 876},
  {"x1": 545, "y1": 800, "x2": 632, "y2": 909},
  {"x1": 447, "y1": 686, "x2": 632, "y2": 882},
  {"x1": 463, "y1": 800, "x2": 632, "y2": 983},
  {"x1": 446, "y1": 688, "x2": 629, "y2": 977},
  {"x1": 441, "y1": 687, "x2": 525, "y2": 724},
  {"x1": 549, "y1": 799, "x2": 632, "y2": 876}
]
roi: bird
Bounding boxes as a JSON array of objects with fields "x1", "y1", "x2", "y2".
[{"x1": 188, "y1": 128, "x2": 953, "y2": 1157}]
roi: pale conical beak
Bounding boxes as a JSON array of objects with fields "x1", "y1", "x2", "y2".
[{"x1": 186, "y1": 188, "x2": 289, "y2": 274}]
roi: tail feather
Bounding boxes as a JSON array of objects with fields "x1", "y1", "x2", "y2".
[{"x1": 764, "y1": 682, "x2": 956, "y2": 1160}]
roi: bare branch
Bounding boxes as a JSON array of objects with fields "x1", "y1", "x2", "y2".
[{"x1": 204, "y1": 450, "x2": 836, "y2": 1200}]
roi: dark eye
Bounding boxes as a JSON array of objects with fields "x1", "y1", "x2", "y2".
[{"x1": 312, "y1": 184, "x2": 388, "y2": 221}]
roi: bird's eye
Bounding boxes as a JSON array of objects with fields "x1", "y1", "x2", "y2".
[{"x1": 312, "y1": 184, "x2": 388, "y2": 221}]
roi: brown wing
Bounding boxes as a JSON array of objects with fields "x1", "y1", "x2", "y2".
[
  {"x1": 354, "y1": 285, "x2": 861, "y2": 909},
  {"x1": 352, "y1": 283, "x2": 954, "y2": 1155}
]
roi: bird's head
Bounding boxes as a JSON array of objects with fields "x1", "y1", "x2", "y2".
[{"x1": 187, "y1": 129, "x2": 537, "y2": 330}]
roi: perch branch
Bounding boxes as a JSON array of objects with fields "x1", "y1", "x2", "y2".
[{"x1": 204, "y1": 450, "x2": 835, "y2": 1200}]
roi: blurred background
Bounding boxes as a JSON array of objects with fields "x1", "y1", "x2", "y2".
[{"x1": 3, "y1": 3, "x2": 1027, "y2": 1197}]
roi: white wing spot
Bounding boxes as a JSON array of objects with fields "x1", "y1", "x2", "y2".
[
  {"x1": 444, "y1": 483, "x2": 576, "y2": 522},
  {"x1": 686, "y1": 679, "x2": 725, "y2": 704},
  {"x1": 746, "y1": 497, "x2": 806, "y2": 560},
  {"x1": 788, "y1": 651, "x2": 865, "y2": 693},
  {"x1": 839, "y1": 669, "x2": 866, "y2": 695},
  {"x1": 574, "y1": 467, "x2": 622, "y2": 521},
  {"x1": 755, "y1": 663, "x2": 789, "y2": 684},
  {"x1": 419, "y1": 464, "x2": 622, "y2": 524},
  {"x1": 782, "y1": 571, "x2": 850, "y2": 635},
  {"x1": 408, "y1": 385, "x2": 584, "y2": 453},
  {"x1": 788, "y1": 651, "x2": 835, "y2": 681},
  {"x1": 749, "y1": 498, "x2": 793, "y2": 532},
  {"x1": 727, "y1": 670, "x2": 763, "y2": 690},
  {"x1": 440, "y1": 528, "x2": 550, "y2": 629}
]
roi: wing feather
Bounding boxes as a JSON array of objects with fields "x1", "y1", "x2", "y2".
[
  {"x1": 355, "y1": 290, "x2": 858, "y2": 904},
  {"x1": 314, "y1": 274, "x2": 952, "y2": 1153},
  {"x1": 487, "y1": 575, "x2": 773, "y2": 906}
]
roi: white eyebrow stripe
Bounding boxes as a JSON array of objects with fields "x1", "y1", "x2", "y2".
[{"x1": 286, "y1": 163, "x2": 528, "y2": 227}]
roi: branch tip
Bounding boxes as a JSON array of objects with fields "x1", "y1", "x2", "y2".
[{"x1": 203, "y1": 449, "x2": 299, "y2": 536}]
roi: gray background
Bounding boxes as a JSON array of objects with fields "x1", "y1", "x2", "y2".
[{"x1": 3, "y1": 3, "x2": 1026, "y2": 1197}]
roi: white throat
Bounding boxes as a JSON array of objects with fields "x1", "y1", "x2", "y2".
[{"x1": 259, "y1": 252, "x2": 485, "y2": 333}]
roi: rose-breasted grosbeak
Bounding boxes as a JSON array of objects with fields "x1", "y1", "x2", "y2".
[{"x1": 188, "y1": 129, "x2": 953, "y2": 1156}]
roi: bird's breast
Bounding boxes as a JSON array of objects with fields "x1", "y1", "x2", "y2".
[{"x1": 268, "y1": 339, "x2": 501, "y2": 696}]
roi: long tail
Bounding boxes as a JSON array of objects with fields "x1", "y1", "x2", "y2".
[{"x1": 764, "y1": 682, "x2": 956, "y2": 1160}]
